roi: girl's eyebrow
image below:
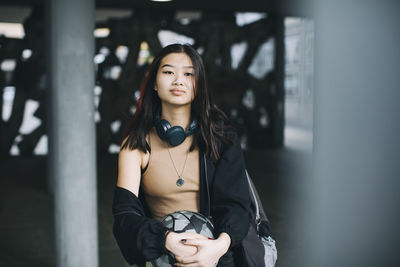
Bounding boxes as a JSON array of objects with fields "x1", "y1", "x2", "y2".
[{"x1": 160, "y1": 64, "x2": 194, "y2": 69}]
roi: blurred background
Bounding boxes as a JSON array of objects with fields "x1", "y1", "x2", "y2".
[{"x1": 0, "y1": 0, "x2": 399, "y2": 267}]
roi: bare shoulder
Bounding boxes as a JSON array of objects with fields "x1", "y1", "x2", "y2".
[{"x1": 117, "y1": 138, "x2": 148, "y2": 196}]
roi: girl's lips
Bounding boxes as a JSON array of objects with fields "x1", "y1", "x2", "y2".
[{"x1": 170, "y1": 89, "x2": 185, "y2": 96}]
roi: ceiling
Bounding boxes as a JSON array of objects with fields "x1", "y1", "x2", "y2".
[{"x1": 0, "y1": 0, "x2": 312, "y2": 23}]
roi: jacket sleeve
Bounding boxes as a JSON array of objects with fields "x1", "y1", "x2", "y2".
[
  {"x1": 112, "y1": 186, "x2": 168, "y2": 265},
  {"x1": 211, "y1": 132, "x2": 251, "y2": 248}
]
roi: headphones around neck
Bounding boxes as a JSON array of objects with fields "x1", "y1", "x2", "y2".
[{"x1": 154, "y1": 109, "x2": 197, "y2": 147}]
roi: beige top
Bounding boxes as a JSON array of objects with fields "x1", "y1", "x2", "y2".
[{"x1": 141, "y1": 128, "x2": 200, "y2": 220}]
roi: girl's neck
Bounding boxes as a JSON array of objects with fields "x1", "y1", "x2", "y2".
[{"x1": 160, "y1": 103, "x2": 192, "y2": 129}]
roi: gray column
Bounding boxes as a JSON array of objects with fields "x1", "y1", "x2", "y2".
[
  {"x1": 48, "y1": 0, "x2": 98, "y2": 266},
  {"x1": 300, "y1": 1, "x2": 400, "y2": 267},
  {"x1": 45, "y1": 0, "x2": 54, "y2": 194},
  {"x1": 273, "y1": 14, "x2": 285, "y2": 146}
]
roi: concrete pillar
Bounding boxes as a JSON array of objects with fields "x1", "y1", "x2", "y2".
[
  {"x1": 273, "y1": 14, "x2": 285, "y2": 146},
  {"x1": 45, "y1": 0, "x2": 54, "y2": 194},
  {"x1": 300, "y1": 1, "x2": 400, "y2": 267},
  {"x1": 48, "y1": 0, "x2": 98, "y2": 266}
]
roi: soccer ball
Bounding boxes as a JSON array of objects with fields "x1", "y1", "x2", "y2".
[{"x1": 151, "y1": 210, "x2": 214, "y2": 267}]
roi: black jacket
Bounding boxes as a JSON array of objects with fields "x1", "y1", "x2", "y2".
[{"x1": 112, "y1": 132, "x2": 251, "y2": 266}]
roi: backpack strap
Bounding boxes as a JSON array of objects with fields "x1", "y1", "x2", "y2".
[
  {"x1": 245, "y1": 170, "x2": 261, "y2": 230},
  {"x1": 245, "y1": 170, "x2": 271, "y2": 230}
]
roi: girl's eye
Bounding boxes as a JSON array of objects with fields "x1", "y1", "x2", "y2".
[
  {"x1": 162, "y1": 71, "x2": 173, "y2": 75},
  {"x1": 185, "y1": 73, "x2": 194, "y2": 77}
]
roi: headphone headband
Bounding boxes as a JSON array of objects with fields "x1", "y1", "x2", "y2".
[{"x1": 154, "y1": 108, "x2": 197, "y2": 146}]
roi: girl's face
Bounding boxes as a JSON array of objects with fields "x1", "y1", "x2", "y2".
[{"x1": 154, "y1": 52, "x2": 195, "y2": 107}]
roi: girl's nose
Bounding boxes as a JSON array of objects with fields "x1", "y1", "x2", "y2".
[{"x1": 173, "y1": 74, "x2": 184, "y2": 86}]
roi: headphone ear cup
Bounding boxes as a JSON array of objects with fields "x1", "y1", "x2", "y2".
[
  {"x1": 166, "y1": 126, "x2": 186, "y2": 146},
  {"x1": 156, "y1": 119, "x2": 171, "y2": 141}
]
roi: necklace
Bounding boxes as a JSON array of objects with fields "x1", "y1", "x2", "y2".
[{"x1": 167, "y1": 146, "x2": 189, "y2": 187}]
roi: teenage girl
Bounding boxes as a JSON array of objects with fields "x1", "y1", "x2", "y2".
[{"x1": 113, "y1": 43, "x2": 250, "y2": 267}]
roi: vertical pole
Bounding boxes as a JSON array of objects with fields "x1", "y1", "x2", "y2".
[
  {"x1": 45, "y1": 0, "x2": 54, "y2": 194},
  {"x1": 48, "y1": 0, "x2": 98, "y2": 266},
  {"x1": 301, "y1": 1, "x2": 400, "y2": 267},
  {"x1": 273, "y1": 14, "x2": 285, "y2": 146}
]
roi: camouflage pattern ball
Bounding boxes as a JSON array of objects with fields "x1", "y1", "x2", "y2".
[{"x1": 151, "y1": 210, "x2": 215, "y2": 267}]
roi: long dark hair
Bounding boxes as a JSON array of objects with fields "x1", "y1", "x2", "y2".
[{"x1": 121, "y1": 43, "x2": 233, "y2": 160}]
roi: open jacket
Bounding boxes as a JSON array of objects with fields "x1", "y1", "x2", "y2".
[{"x1": 112, "y1": 132, "x2": 251, "y2": 266}]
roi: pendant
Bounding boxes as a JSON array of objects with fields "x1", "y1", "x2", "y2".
[{"x1": 176, "y1": 178, "x2": 184, "y2": 187}]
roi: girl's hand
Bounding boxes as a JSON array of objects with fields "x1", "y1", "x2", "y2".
[
  {"x1": 174, "y1": 233, "x2": 231, "y2": 267},
  {"x1": 165, "y1": 232, "x2": 206, "y2": 257}
]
